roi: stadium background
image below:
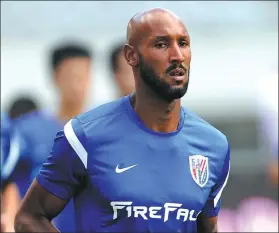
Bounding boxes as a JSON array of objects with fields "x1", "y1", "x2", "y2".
[{"x1": 1, "y1": 1, "x2": 278, "y2": 232}]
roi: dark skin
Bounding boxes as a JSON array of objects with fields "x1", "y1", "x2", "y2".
[
  {"x1": 15, "y1": 8, "x2": 218, "y2": 233},
  {"x1": 124, "y1": 8, "x2": 190, "y2": 133},
  {"x1": 125, "y1": 8, "x2": 218, "y2": 232},
  {"x1": 14, "y1": 180, "x2": 65, "y2": 232}
]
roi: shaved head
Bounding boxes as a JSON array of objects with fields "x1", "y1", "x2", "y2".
[
  {"x1": 124, "y1": 8, "x2": 191, "y2": 102},
  {"x1": 127, "y1": 8, "x2": 184, "y2": 46}
]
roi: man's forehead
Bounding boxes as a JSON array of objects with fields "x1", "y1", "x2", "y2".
[
  {"x1": 127, "y1": 8, "x2": 188, "y2": 45},
  {"x1": 143, "y1": 21, "x2": 189, "y2": 40}
]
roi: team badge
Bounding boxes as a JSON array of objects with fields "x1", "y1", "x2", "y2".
[{"x1": 189, "y1": 155, "x2": 209, "y2": 187}]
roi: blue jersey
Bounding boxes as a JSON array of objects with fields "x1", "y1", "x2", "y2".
[
  {"x1": 13, "y1": 111, "x2": 76, "y2": 232},
  {"x1": 37, "y1": 95, "x2": 230, "y2": 233},
  {"x1": 1, "y1": 114, "x2": 21, "y2": 190}
]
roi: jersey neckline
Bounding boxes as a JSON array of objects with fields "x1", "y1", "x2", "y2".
[{"x1": 124, "y1": 94, "x2": 185, "y2": 137}]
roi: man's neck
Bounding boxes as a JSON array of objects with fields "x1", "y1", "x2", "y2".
[
  {"x1": 58, "y1": 100, "x2": 83, "y2": 123},
  {"x1": 131, "y1": 89, "x2": 181, "y2": 133}
]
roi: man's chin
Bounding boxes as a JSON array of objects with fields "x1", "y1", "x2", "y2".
[
  {"x1": 169, "y1": 87, "x2": 187, "y2": 98},
  {"x1": 160, "y1": 91, "x2": 186, "y2": 102}
]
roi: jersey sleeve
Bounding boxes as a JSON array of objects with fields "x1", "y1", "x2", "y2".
[
  {"x1": 36, "y1": 118, "x2": 87, "y2": 200},
  {"x1": 202, "y1": 142, "x2": 230, "y2": 217}
]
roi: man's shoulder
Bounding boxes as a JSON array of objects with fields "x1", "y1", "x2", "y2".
[
  {"x1": 62, "y1": 97, "x2": 129, "y2": 156},
  {"x1": 183, "y1": 107, "x2": 228, "y2": 146},
  {"x1": 68, "y1": 96, "x2": 129, "y2": 138},
  {"x1": 76, "y1": 97, "x2": 128, "y2": 125},
  {"x1": 1, "y1": 112, "x2": 12, "y2": 132}
]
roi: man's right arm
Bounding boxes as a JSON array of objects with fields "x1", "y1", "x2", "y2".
[
  {"x1": 14, "y1": 180, "x2": 67, "y2": 232},
  {"x1": 15, "y1": 119, "x2": 87, "y2": 232}
]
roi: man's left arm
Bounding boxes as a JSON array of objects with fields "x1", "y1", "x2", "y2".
[{"x1": 197, "y1": 143, "x2": 230, "y2": 233}]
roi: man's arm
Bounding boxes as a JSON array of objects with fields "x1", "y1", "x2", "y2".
[
  {"x1": 197, "y1": 215, "x2": 218, "y2": 233},
  {"x1": 1, "y1": 183, "x2": 21, "y2": 232},
  {"x1": 197, "y1": 141, "x2": 230, "y2": 233},
  {"x1": 15, "y1": 179, "x2": 68, "y2": 232}
]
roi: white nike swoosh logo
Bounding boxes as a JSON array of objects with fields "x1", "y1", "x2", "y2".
[{"x1": 115, "y1": 164, "x2": 138, "y2": 174}]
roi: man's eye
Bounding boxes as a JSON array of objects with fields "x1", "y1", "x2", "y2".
[
  {"x1": 155, "y1": 43, "x2": 167, "y2": 49},
  {"x1": 179, "y1": 41, "x2": 188, "y2": 47}
]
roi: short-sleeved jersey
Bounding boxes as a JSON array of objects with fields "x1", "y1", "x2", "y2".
[
  {"x1": 37, "y1": 95, "x2": 230, "y2": 233},
  {"x1": 1, "y1": 113, "x2": 21, "y2": 191},
  {"x1": 13, "y1": 110, "x2": 75, "y2": 232}
]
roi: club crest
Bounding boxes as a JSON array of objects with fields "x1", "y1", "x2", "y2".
[{"x1": 189, "y1": 155, "x2": 209, "y2": 187}]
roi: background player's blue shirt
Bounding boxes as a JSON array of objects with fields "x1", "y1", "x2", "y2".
[
  {"x1": 13, "y1": 111, "x2": 62, "y2": 195},
  {"x1": 1, "y1": 113, "x2": 21, "y2": 190},
  {"x1": 13, "y1": 110, "x2": 76, "y2": 232},
  {"x1": 37, "y1": 95, "x2": 230, "y2": 233}
]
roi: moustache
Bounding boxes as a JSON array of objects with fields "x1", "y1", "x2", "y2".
[{"x1": 165, "y1": 64, "x2": 187, "y2": 74}]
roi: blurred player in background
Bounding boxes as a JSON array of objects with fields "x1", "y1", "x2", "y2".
[
  {"x1": 2, "y1": 95, "x2": 38, "y2": 232},
  {"x1": 7, "y1": 95, "x2": 39, "y2": 120},
  {"x1": 1, "y1": 113, "x2": 21, "y2": 232},
  {"x1": 109, "y1": 43, "x2": 134, "y2": 97},
  {"x1": 15, "y1": 8, "x2": 230, "y2": 233},
  {"x1": 12, "y1": 43, "x2": 93, "y2": 232}
]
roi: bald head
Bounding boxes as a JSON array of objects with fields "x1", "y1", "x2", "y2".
[
  {"x1": 127, "y1": 8, "x2": 185, "y2": 46},
  {"x1": 123, "y1": 7, "x2": 191, "y2": 102}
]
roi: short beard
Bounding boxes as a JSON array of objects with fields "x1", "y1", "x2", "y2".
[{"x1": 138, "y1": 52, "x2": 189, "y2": 102}]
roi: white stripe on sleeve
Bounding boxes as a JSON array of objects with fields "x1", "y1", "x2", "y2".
[
  {"x1": 214, "y1": 162, "x2": 230, "y2": 207},
  {"x1": 64, "y1": 120, "x2": 88, "y2": 169}
]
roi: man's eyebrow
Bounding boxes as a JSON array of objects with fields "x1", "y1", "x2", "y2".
[
  {"x1": 153, "y1": 35, "x2": 170, "y2": 41},
  {"x1": 152, "y1": 35, "x2": 189, "y2": 41}
]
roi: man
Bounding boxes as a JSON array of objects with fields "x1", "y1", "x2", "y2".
[
  {"x1": 7, "y1": 95, "x2": 39, "y2": 120},
  {"x1": 109, "y1": 43, "x2": 135, "y2": 97},
  {"x1": 1, "y1": 113, "x2": 21, "y2": 232},
  {"x1": 13, "y1": 43, "x2": 93, "y2": 232},
  {"x1": 15, "y1": 8, "x2": 230, "y2": 233}
]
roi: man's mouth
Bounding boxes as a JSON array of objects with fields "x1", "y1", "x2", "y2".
[{"x1": 169, "y1": 68, "x2": 186, "y2": 76}]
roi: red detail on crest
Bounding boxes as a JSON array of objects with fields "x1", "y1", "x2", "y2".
[
  {"x1": 201, "y1": 159, "x2": 206, "y2": 173},
  {"x1": 193, "y1": 168, "x2": 197, "y2": 179}
]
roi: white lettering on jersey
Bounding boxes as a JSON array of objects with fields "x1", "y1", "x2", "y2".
[{"x1": 110, "y1": 201, "x2": 199, "y2": 222}]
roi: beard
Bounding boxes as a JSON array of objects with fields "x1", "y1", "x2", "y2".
[{"x1": 138, "y1": 53, "x2": 189, "y2": 102}]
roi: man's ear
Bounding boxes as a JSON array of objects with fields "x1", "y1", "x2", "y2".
[{"x1": 123, "y1": 44, "x2": 138, "y2": 67}]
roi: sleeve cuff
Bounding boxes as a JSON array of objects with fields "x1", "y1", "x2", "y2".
[{"x1": 36, "y1": 174, "x2": 72, "y2": 200}]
